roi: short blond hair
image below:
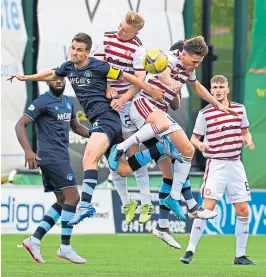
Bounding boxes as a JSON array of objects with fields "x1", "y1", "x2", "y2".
[
  {"x1": 211, "y1": 75, "x2": 228, "y2": 84},
  {"x1": 125, "y1": 11, "x2": 145, "y2": 31}
]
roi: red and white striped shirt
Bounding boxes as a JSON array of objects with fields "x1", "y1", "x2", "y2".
[
  {"x1": 193, "y1": 102, "x2": 249, "y2": 160},
  {"x1": 93, "y1": 31, "x2": 146, "y2": 96},
  {"x1": 140, "y1": 50, "x2": 196, "y2": 111}
]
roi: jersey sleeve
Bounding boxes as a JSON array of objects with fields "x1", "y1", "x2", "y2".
[
  {"x1": 92, "y1": 37, "x2": 106, "y2": 58},
  {"x1": 193, "y1": 111, "x2": 206, "y2": 136},
  {"x1": 133, "y1": 46, "x2": 146, "y2": 72},
  {"x1": 55, "y1": 62, "x2": 68, "y2": 77},
  {"x1": 188, "y1": 69, "x2": 197, "y2": 82},
  {"x1": 101, "y1": 61, "x2": 123, "y2": 80},
  {"x1": 240, "y1": 106, "x2": 250, "y2": 128},
  {"x1": 24, "y1": 97, "x2": 46, "y2": 121}
]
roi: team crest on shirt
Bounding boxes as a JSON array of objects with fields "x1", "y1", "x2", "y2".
[
  {"x1": 84, "y1": 70, "x2": 92, "y2": 78},
  {"x1": 66, "y1": 103, "x2": 71, "y2": 110},
  {"x1": 125, "y1": 50, "x2": 133, "y2": 57},
  {"x1": 67, "y1": 173, "x2": 74, "y2": 181}
]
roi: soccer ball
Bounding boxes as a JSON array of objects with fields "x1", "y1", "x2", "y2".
[{"x1": 143, "y1": 49, "x2": 168, "y2": 74}]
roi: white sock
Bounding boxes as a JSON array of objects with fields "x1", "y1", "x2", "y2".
[
  {"x1": 186, "y1": 219, "x2": 207, "y2": 253},
  {"x1": 117, "y1": 123, "x2": 160, "y2": 152},
  {"x1": 158, "y1": 219, "x2": 169, "y2": 228},
  {"x1": 31, "y1": 236, "x2": 40, "y2": 244},
  {"x1": 60, "y1": 244, "x2": 71, "y2": 252},
  {"x1": 171, "y1": 158, "x2": 192, "y2": 200},
  {"x1": 235, "y1": 216, "x2": 249, "y2": 258},
  {"x1": 134, "y1": 166, "x2": 151, "y2": 205},
  {"x1": 110, "y1": 170, "x2": 130, "y2": 205}
]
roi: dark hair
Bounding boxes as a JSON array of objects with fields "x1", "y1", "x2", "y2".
[
  {"x1": 170, "y1": 40, "x2": 184, "y2": 51},
  {"x1": 183, "y1": 36, "x2": 208, "y2": 57},
  {"x1": 72, "y1": 32, "x2": 92, "y2": 50}
]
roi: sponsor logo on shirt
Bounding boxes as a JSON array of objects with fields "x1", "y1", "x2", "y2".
[
  {"x1": 57, "y1": 113, "x2": 71, "y2": 121},
  {"x1": 69, "y1": 77, "x2": 90, "y2": 87},
  {"x1": 220, "y1": 125, "x2": 239, "y2": 131}
]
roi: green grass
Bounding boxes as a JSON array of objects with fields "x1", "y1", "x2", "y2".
[{"x1": 2, "y1": 234, "x2": 265, "y2": 277}]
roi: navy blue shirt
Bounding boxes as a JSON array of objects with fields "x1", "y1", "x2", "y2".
[
  {"x1": 55, "y1": 58, "x2": 122, "y2": 122},
  {"x1": 24, "y1": 91, "x2": 76, "y2": 164}
]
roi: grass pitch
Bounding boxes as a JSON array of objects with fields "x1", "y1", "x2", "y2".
[{"x1": 2, "y1": 234, "x2": 265, "y2": 277}]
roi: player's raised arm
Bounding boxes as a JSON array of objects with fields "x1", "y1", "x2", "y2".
[
  {"x1": 8, "y1": 70, "x2": 57, "y2": 82},
  {"x1": 121, "y1": 72, "x2": 164, "y2": 101}
]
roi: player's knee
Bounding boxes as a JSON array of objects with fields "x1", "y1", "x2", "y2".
[
  {"x1": 236, "y1": 203, "x2": 249, "y2": 217},
  {"x1": 83, "y1": 148, "x2": 100, "y2": 166},
  {"x1": 65, "y1": 191, "x2": 80, "y2": 206},
  {"x1": 181, "y1": 143, "x2": 195, "y2": 157},
  {"x1": 56, "y1": 195, "x2": 65, "y2": 207},
  {"x1": 116, "y1": 166, "x2": 132, "y2": 177},
  {"x1": 157, "y1": 120, "x2": 169, "y2": 133}
]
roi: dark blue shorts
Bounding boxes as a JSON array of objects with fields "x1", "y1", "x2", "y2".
[
  {"x1": 40, "y1": 162, "x2": 77, "y2": 192},
  {"x1": 89, "y1": 110, "x2": 123, "y2": 153}
]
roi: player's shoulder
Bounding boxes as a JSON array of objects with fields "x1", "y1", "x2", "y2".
[
  {"x1": 57, "y1": 60, "x2": 72, "y2": 70},
  {"x1": 132, "y1": 35, "x2": 143, "y2": 46},
  {"x1": 200, "y1": 104, "x2": 213, "y2": 114},
  {"x1": 89, "y1": 57, "x2": 109, "y2": 71},
  {"x1": 89, "y1": 57, "x2": 108, "y2": 67},
  {"x1": 30, "y1": 92, "x2": 50, "y2": 107},
  {"x1": 230, "y1": 101, "x2": 244, "y2": 107}
]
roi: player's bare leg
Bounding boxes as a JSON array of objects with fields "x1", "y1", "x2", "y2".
[
  {"x1": 68, "y1": 133, "x2": 109, "y2": 226},
  {"x1": 233, "y1": 201, "x2": 255, "y2": 265},
  {"x1": 180, "y1": 198, "x2": 216, "y2": 264}
]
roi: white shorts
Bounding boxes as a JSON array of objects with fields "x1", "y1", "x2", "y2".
[
  {"x1": 201, "y1": 159, "x2": 251, "y2": 204},
  {"x1": 118, "y1": 101, "x2": 138, "y2": 133},
  {"x1": 130, "y1": 95, "x2": 182, "y2": 138}
]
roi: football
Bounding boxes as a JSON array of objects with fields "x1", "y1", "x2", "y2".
[{"x1": 143, "y1": 49, "x2": 168, "y2": 74}]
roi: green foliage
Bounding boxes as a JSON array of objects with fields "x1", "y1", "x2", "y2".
[{"x1": 193, "y1": 0, "x2": 255, "y2": 42}]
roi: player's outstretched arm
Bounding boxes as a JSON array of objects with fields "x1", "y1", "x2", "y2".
[
  {"x1": 121, "y1": 72, "x2": 164, "y2": 102},
  {"x1": 70, "y1": 119, "x2": 90, "y2": 138},
  {"x1": 189, "y1": 80, "x2": 238, "y2": 116},
  {"x1": 7, "y1": 70, "x2": 57, "y2": 82},
  {"x1": 15, "y1": 115, "x2": 40, "y2": 169},
  {"x1": 241, "y1": 128, "x2": 255, "y2": 150}
]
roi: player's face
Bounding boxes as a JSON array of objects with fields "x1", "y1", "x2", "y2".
[
  {"x1": 70, "y1": 40, "x2": 90, "y2": 65},
  {"x1": 48, "y1": 77, "x2": 66, "y2": 96},
  {"x1": 210, "y1": 82, "x2": 230, "y2": 102},
  {"x1": 117, "y1": 20, "x2": 137, "y2": 41},
  {"x1": 181, "y1": 51, "x2": 204, "y2": 71}
]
